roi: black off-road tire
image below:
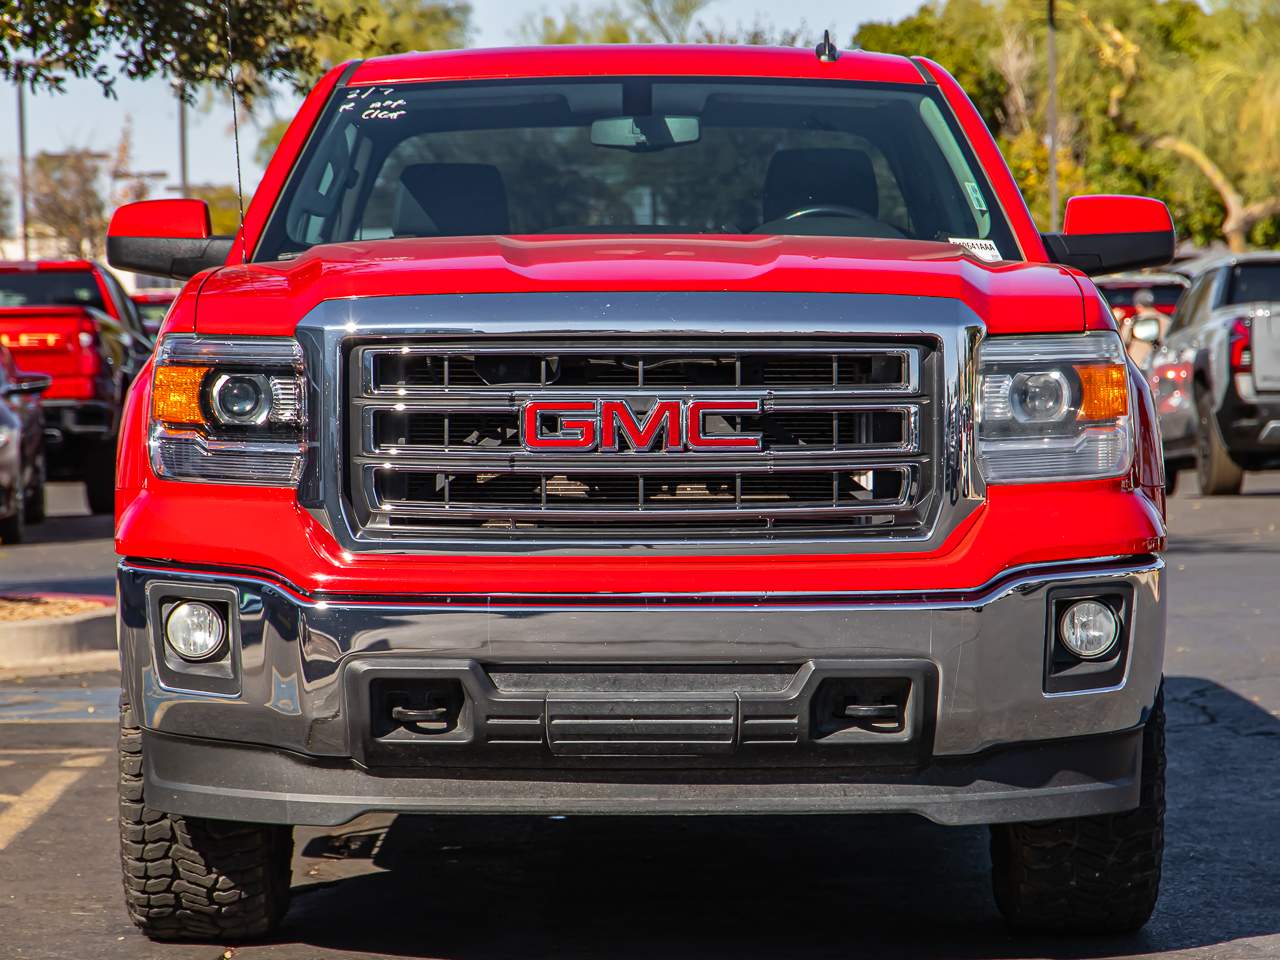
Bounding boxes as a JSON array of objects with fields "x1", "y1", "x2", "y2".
[
  {"x1": 119, "y1": 697, "x2": 293, "y2": 941},
  {"x1": 990, "y1": 684, "x2": 1165, "y2": 935},
  {"x1": 85, "y1": 441, "x2": 117, "y2": 515},
  {"x1": 1195, "y1": 391, "x2": 1244, "y2": 495}
]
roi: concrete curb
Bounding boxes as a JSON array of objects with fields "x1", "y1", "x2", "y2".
[{"x1": 0, "y1": 602, "x2": 117, "y2": 670}]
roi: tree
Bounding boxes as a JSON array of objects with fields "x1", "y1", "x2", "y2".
[
  {"x1": 522, "y1": 0, "x2": 809, "y2": 46},
  {"x1": 853, "y1": 0, "x2": 1278, "y2": 249},
  {"x1": 27, "y1": 117, "x2": 160, "y2": 257},
  {"x1": 255, "y1": 1, "x2": 472, "y2": 167},
  {"x1": 189, "y1": 185, "x2": 251, "y2": 237},
  {"x1": 0, "y1": 1, "x2": 364, "y2": 102},
  {"x1": 304, "y1": 0, "x2": 470, "y2": 82},
  {"x1": 29, "y1": 149, "x2": 108, "y2": 258},
  {"x1": 1138, "y1": 6, "x2": 1280, "y2": 251}
]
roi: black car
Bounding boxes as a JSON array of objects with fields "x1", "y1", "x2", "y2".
[{"x1": 0, "y1": 345, "x2": 52, "y2": 543}]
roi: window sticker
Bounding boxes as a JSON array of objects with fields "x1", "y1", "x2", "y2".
[
  {"x1": 964, "y1": 182, "x2": 988, "y2": 212},
  {"x1": 947, "y1": 237, "x2": 1003, "y2": 263}
]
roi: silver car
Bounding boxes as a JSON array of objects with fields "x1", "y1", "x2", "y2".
[{"x1": 1148, "y1": 252, "x2": 1280, "y2": 494}]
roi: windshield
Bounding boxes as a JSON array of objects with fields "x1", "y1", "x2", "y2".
[
  {"x1": 1102, "y1": 284, "x2": 1184, "y2": 308},
  {"x1": 0, "y1": 271, "x2": 105, "y2": 310},
  {"x1": 257, "y1": 78, "x2": 1019, "y2": 262},
  {"x1": 1226, "y1": 263, "x2": 1280, "y2": 305}
]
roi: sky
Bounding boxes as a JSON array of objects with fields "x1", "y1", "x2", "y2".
[{"x1": 0, "y1": 0, "x2": 920, "y2": 204}]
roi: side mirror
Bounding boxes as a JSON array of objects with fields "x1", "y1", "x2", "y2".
[
  {"x1": 1042, "y1": 195, "x2": 1176, "y2": 276},
  {"x1": 3, "y1": 372, "x2": 52, "y2": 397},
  {"x1": 107, "y1": 199, "x2": 236, "y2": 281},
  {"x1": 1131, "y1": 316, "x2": 1162, "y2": 344}
]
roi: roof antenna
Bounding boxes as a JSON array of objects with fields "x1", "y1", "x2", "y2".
[
  {"x1": 224, "y1": 0, "x2": 248, "y2": 265},
  {"x1": 815, "y1": 29, "x2": 840, "y2": 63}
]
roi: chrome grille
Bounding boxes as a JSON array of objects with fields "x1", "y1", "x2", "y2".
[{"x1": 344, "y1": 339, "x2": 938, "y2": 543}]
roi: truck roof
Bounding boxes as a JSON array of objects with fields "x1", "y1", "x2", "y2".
[
  {"x1": 0, "y1": 259, "x2": 97, "y2": 272},
  {"x1": 348, "y1": 44, "x2": 928, "y2": 88}
]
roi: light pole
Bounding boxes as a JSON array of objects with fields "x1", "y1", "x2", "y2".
[
  {"x1": 1046, "y1": 0, "x2": 1060, "y2": 232},
  {"x1": 176, "y1": 81, "x2": 189, "y2": 197},
  {"x1": 16, "y1": 80, "x2": 28, "y2": 259}
]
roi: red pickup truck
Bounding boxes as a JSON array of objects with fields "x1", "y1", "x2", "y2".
[
  {"x1": 0, "y1": 260, "x2": 152, "y2": 513},
  {"x1": 107, "y1": 44, "x2": 1171, "y2": 942}
]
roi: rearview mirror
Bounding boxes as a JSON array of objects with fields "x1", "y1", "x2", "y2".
[
  {"x1": 107, "y1": 199, "x2": 236, "y2": 281},
  {"x1": 591, "y1": 115, "x2": 700, "y2": 150},
  {"x1": 1042, "y1": 195, "x2": 1176, "y2": 276}
]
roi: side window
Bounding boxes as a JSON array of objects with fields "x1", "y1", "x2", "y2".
[
  {"x1": 1169, "y1": 273, "x2": 1213, "y2": 335},
  {"x1": 100, "y1": 270, "x2": 145, "y2": 336}
]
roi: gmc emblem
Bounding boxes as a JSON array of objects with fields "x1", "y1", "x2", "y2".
[{"x1": 521, "y1": 398, "x2": 763, "y2": 452}]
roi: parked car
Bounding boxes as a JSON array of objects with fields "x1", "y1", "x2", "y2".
[
  {"x1": 0, "y1": 345, "x2": 52, "y2": 542},
  {"x1": 130, "y1": 289, "x2": 179, "y2": 338},
  {"x1": 106, "y1": 45, "x2": 1173, "y2": 941},
  {"x1": 1096, "y1": 271, "x2": 1189, "y2": 365},
  {"x1": 1096, "y1": 271, "x2": 1189, "y2": 322},
  {"x1": 1148, "y1": 252, "x2": 1280, "y2": 494},
  {"x1": 0, "y1": 260, "x2": 152, "y2": 513}
]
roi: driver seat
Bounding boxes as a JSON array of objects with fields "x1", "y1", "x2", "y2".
[{"x1": 761, "y1": 148, "x2": 879, "y2": 224}]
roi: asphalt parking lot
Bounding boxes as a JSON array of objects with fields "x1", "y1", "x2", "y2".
[{"x1": 0, "y1": 480, "x2": 1277, "y2": 959}]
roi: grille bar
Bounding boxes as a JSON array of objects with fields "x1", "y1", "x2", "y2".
[
  {"x1": 361, "y1": 402, "x2": 922, "y2": 460},
  {"x1": 362, "y1": 342, "x2": 920, "y2": 397},
  {"x1": 367, "y1": 465, "x2": 917, "y2": 520}
]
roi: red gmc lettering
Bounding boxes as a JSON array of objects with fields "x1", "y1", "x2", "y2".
[
  {"x1": 600, "y1": 400, "x2": 680, "y2": 452},
  {"x1": 686, "y1": 399, "x2": 763, "y2": 450},
  {"x1": 522, "y1": 400, "x2": 598, "y2": 449}
]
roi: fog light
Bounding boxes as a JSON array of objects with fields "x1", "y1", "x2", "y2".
[
  {"x1": 1058, "y1": 600, "x2": 1119, "y2": 660},
  {"x1": 165, "y1": 601, "x2": 226, "y2": 661}
]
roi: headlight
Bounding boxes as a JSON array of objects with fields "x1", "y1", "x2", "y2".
[
  {"x1": 977, "y1": 332, "x2": 1132, "y2": 483},
  {"x1": 149, "y1": 336, "x2": 306, "y2": 485}
]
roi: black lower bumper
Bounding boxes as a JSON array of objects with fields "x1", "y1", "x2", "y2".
[
  {"x1": 140, "y1": 725, "x2": 1144, "y2": 827},
  {"x1": 42, "y1": 400, "x2": 115, "y2": 473}
]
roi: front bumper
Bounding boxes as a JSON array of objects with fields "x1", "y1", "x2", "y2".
[{"x1": 118, "y1": 556, "x2": 1165, "y2": 826}]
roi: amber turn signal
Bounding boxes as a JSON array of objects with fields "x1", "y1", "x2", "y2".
[
  {"x1": 1074, "y1": 363, "x2": 1129, "y2": 421},
  {"x1": 152, "y1": 365, "x2": 210, "y2": 425}
]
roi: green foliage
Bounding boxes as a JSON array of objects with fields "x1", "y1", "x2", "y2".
[
  {"x1": 305, "y1": 1, "x2": 471, "y2": 80},
  {"x1": 521, "y1": 0, "x2": 805, "y2": 46},
  {"x1": 856, "y1": 0, "x2": 1279, "y2": 248},
  {"x1": 29, "y1": 149, "x2": 109, "y2": 258},
  {"x1": 856, "y1": 1, "x2": 1007, "y2": 130},
  {"x1": 189, "y1": 185, "x2": 251, "y2": 236},
  {"x1": 254, "y1": 2, "x2": 470, "y2": 166},
  {"x1": 0, "y1": 1, "x2": 354, "y2": 102}
]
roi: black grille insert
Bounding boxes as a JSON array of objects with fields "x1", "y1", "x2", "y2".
[{"x1": 348, "y1": 338, "x2": 935, "y2": 543}]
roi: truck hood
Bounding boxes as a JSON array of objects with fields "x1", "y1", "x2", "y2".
[{"x1": 193, "y1": 235, "x2": 1088, "y2": 336}]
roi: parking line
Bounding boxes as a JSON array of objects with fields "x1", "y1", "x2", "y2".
[
  {"x1": 0, "y1": 753, "x2": 108, "y2": 850},
  {"x1": 0, "y1": 748, "x2": 111, "y2": 756}
]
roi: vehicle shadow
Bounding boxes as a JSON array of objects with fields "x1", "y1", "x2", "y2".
[
  {"x1": 279, "y1": 676, "x2": 1279, "y2": 959},
  {"x1": 18, "y1": 511, "x2": 113, "y2": 547}
]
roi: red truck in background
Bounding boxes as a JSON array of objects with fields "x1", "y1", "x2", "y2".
[
  {"x1": 0, "y1": 260, "x2": 153, "y2": 513},
  {"x1": 130, "y1": 289, "x2": 180, "y2": 338},
  {"x1": 106, "y1": 44, "x2": 1173, "y2": 943}
]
